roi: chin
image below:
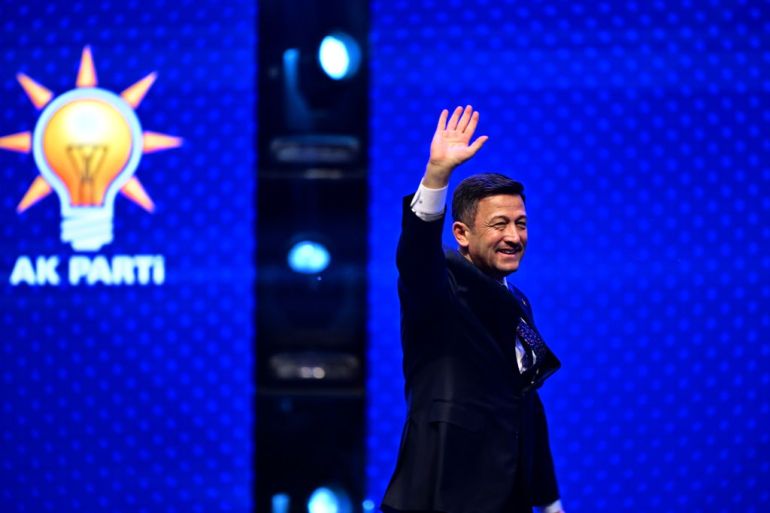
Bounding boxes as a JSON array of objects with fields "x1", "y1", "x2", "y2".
[
  {"x1": 495, "y1": 258, "x2": 522, "y2": 275},
  {"x1": 491, "y1": 264, "x2": 519, "y2": 278}
]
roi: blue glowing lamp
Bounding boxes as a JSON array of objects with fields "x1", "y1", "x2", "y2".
[
  {"x1": 307, "y1": 487, "x2": 352, "y2": 513},
  {"x1": 288, "y1": 240, "x2": 331, "y2": 274},
  {"x1": 318, "y1": 32, "x2": 361, "y2": 80}
]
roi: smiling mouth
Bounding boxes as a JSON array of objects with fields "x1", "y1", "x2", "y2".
[{"x1": 497, "y1": 247, "x2": 521, "y2": 256}]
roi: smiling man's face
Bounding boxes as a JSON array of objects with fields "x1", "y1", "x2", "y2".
[{"x1": 452, "y1": 194, "x2": 528, "y2": 281}]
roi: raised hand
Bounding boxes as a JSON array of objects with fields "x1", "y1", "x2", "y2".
[{"x1": 423, "y1": 105, "x2": 489, "y2": 188}]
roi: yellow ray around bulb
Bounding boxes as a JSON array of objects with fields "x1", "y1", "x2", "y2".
[
  {"x1": 121, "y1": 72, "x2": 157, "y2": 109},
  {"x1": 76, "y1": 46, "x2": 98, "y2": 88},
  {"x1": 17, "y1": 176, "x2": 52, "y2": 213},
  {"x1": 143, "y1": 131, "x2": 183, "y2": 153},
  {"x1": 17, "y1": 73, "x2": 53, "y2": 109},
  {"x1": 0, "y1": 132, "x2": 31, "y2": 153},
  {"x1": 4, "y1": 45, "x2": 181, "y2": 216},
  {"x1": 120, "y1": 177, "x2": 155, "y2": 212}
]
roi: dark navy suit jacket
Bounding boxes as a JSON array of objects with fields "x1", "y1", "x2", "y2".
[{"x1": 381, "y1": 196, "x2": 561, "y2": 513}]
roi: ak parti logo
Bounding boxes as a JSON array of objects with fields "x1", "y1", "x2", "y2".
[
  {"x1": 1, "y1": 45, "x2": 181, "y2": 250},
  {"x1": 2, "y1": 46, "x2": 179, "y2": 286}
]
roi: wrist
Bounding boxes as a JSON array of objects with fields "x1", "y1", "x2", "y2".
[{"x1": 423, "y1": 163, "x2": 452, "y2": 188}]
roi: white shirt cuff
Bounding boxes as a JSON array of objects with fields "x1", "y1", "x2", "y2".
[
  {"x1": 537, "y1": 499, "x2": 563, "y2": 513},
  {"x1": 410, "y1": 182, "x2": 448, "y2": 221}
]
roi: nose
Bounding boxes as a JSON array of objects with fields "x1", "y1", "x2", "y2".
[{"x1": 503, "y1": 224, "x2": 521, "y2": 244}]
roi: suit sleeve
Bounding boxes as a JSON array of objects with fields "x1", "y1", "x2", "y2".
[
  {"x1": 529, "y1": 391, "x2": 561, "y2": 506},
  {"x1": 396, "y1": 195, "x2": 451, "y2": 312}
]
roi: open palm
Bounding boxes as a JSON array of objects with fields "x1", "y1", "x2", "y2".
[{"x1": 428, "y1": 105, "x2": 488, "y2": 174}]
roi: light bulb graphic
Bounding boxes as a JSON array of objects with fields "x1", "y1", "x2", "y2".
[
  {"x1": 0, "y1": 46, "x2": 182, "y2": 252},
  {"x1": 33, "y1": 88, "x2": 143, "y2": 251}
]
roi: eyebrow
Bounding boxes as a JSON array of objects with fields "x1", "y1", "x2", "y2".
[{"x1": 487, "y1": 215, "x2": 527, "y2": 224}]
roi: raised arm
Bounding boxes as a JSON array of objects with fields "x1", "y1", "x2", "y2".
[
  {"x1": 396, "y1": 106, "x2": 489, "y2": 310},
  {"x1": 421, "y1": 105, "x2": 489, "y2": 189}
]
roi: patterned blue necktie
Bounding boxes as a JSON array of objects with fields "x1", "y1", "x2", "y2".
[{"x1": 516, "y1": 318, "x2": 546, "y2": 372}]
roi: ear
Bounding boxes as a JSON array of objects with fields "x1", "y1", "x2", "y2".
[{"x1": 452, "y1": 221, "x2": 471, "y2": 250}]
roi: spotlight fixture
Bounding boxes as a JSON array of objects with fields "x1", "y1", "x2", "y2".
[
  {"x1": 307, "y1": 486, "x2": 352, "y2": 513},
  {"x1": 288, "y1": 240, "x2": 331, "y2": 274},
  {"x1": 318, "y1": 32, "x2": 361, "y2": 80}
]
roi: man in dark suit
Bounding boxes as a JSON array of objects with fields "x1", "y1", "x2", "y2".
[{"x1": 381, "y1": 106, "x2": 565, "y2": 513}]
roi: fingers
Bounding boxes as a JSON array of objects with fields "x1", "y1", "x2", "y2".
[
  {"x1": 443, "y1": 105, "x2": 479, "y2": 134},
  {"x1": 436, "y1": 109, "x2": 449, "y2": 132},
  {"x1": 465, "y1": 110, "x2": 480, "y2": 139},
  {"x1": 435, "y1": 105, "x2": 486, "y2": 155},
  {"x1": 457, "y1": 105, "x2": 473, "y2": 132},
  {"x1": 468, "y1": 135, "x2": 489, "y2": 155},
  {"x1": 446, "y1": 106, "x2": 463, "y2": 131}
]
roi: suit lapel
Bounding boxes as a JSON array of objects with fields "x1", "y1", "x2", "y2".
[
  {"x1": 506, "y1": 283, "x2": 536, "y2": 326},
  {"x1": 445, "y1": 250, "x2": 525, "y2": 374},
  {"x1": 445, "y1": 249, "x2": 561, "y2": 388}
]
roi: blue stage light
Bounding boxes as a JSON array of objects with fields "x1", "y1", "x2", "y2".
[
  {"x1": 307, "y1": 487, "x2": 351, "y2": 513},
  {"x1": 318, "y1": 33, "x2": 361, "y2": 80},
  {"x1": 288, "y1": 240, "x2": 331, "y2": 274},
  {"x1": 272, "y1": 493, "x2": 290, "y2": 513}
]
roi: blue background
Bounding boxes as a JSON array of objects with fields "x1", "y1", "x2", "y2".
[
  {"x1": 0, "y1": 1, "x2": 255, "y2": 512},
  {"x1": 0, "y1": 0, "x2": 769, "y2": 512},
  {"x1": 367, "y1": 0, "x2": 770, "y2": 512}
]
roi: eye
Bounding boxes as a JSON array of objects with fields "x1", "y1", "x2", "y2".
[
  {"x1": 516, "y1": 221, "x2": 527, "y2": 229},
  {"x1": 491, "y1": 221, "x2": 507, "y2": 229}
]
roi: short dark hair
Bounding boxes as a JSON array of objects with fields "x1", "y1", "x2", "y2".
[{"x1": 451, "y1": 173, "x2": 525, "y2": 226}]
